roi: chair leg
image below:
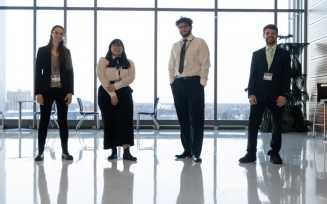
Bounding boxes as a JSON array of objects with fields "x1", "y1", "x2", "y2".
[
  {"x1": 136, "y1": 114, "x2": 141, "y2": 130},
  {"x1": 76, "y1": 115, "x2": 86, "y2": 130},
  {"x1": 313, "y1": 103, "x2": 318, "y2": 138},
  {"x1": 51, "y1": 116, "x2": 59, "y2": 129},
  {"x1": 151, "y1": 115, "x2": 160, "y2": 130}
]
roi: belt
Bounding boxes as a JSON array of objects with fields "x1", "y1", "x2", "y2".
[
  {"x1": 109, "y1": 80, "x2": 120, "y2": 84},
  {"x1": 175, "y1": 76, "x2": 200, "y2": 80}
]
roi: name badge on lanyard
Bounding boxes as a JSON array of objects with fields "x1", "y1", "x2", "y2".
[
  {"x1": 263, "y1": 73, "x2": 273, "y2": 81},
  {"x1": 51, "y1": 74, "x2": 61, "y2": 82}
]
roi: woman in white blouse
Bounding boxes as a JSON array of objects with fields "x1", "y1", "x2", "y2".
[{"x1": 96, "y1": 39, "x2": 136, "y2": 161}]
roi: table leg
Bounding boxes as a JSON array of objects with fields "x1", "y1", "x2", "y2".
[{"x1": 18, "y1": 101, "x2": 22, "y2": 129}]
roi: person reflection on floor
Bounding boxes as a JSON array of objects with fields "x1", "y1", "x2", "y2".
[
  {"x1": 36, "y1": 160, "x2": 73, "y2": 204},
  {"x1": 102, "y1": 160, "x2": 135, "y2": 203},
  {"x1": 176, "y1": 160, "x2": 204, "y2": 204},
  {"x1": 239, "y1": 163, "x2": 261, "y2": 204}
]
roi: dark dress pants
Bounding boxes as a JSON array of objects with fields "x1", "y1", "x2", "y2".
[
  {"x1": 171, "y1": 77, "x2": 204, "y2": 156},
  {"x1": 247, "y1": 100, "x2": 283, "y2": 155},
  {"x1": 38, "y1": 88, "x2": 69, "y2": 146}
]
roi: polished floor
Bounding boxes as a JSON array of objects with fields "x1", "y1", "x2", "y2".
[{"x1": 0, "y1": 128, "x2": 326, "y2": 204}]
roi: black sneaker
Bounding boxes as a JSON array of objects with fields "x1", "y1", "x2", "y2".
[
  {"x1": 269, "y1": 153, "x2": 283, "y2": 164},
  {"x1": 239, "y1": 153, "x2": 256, "y2": 163}
]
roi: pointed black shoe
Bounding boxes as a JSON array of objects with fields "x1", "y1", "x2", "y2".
[
  {"x1": 239, "y1": 153, "x2": 256, "y2": 163},
  {"x1": 62, "y1": 152, "x2": 74, "y2": 160},
  {"x1": 175, "y1": 152, "x2": 192, "y2": 158},
  {"x1": 108, "y1": 148, "x2": 118, "y2": 160},
  {"x1": 123, "y1": 148, "x2": 137, "y2": 161},
  {"x1": 35, "y1": 153, "x2": 44, "y2": 161}
]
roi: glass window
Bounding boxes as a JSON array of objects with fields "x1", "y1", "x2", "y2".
[
  {"x1": 4, "y1": 10, "x2": 34, "y2": 118},
  {"x1": 67, "y1": 0, "x2": 94, "y2": 7},
  {"x1": 217, "y1": 12, "x2": 273, "y2": 120},
  {"x1": 218, "y1": 0, "x2": 274, "y2": 9},
  {"x1": 36, "y1": 10, "x2": 64, "y2": 49},
  {"x1": 157, "y1": 12, "x2": 215, "y2": 120},
  {"x1": 98, "y1": 0, "x2": 154, "y2": 8},
  {"x1": 67, "y1": 11, "x2": 95, "y2": 116},
  {"x1": 37, "y1": 0, "x2": 63, "y2": 7},
  {"x1": 158, "y1": 0, "x2": 214, "y2": 8},
  {"x1": 97, "y1": 11, "x2": 154, "y2": 119},
  {"x1": 0, "y1": 0, "x2": 33, "y2": 6}
]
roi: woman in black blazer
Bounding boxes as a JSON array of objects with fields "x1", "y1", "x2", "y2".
[{"x1": 34, "y1": 25, "x2": 74, "y2": 161}]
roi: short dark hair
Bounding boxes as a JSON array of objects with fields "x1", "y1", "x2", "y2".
[
  {"x1": 175, "y1": 17, "x2": 193, "y2": 27},
  {"x1": 263, "y1": 24, "x2": 278, "y2": 34}
]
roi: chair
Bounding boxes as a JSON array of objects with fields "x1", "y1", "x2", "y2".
[
  {"x1": 312, "y1": 83, "x2": 327, "y2": 141},
  {"x1": 0, "y1": 111, "x2": 4, "y2": 129},
  {"x1": 136, "y1": 97, "x2": 160, "y2": 130},
  {"x1": 33, "y1": 103, "x2": 59, "y2": 129},
  {"x1": 76, "y1": 97, "x2": 100, "y2": 130}
]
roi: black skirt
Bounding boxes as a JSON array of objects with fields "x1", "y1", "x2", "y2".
[{"x1": 98, "y1": 85, "x2": 134, "y2": 149}]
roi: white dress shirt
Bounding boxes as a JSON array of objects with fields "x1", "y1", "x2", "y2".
[
  {"x1": 168, "y1": 34, "x2": 211, "y2": 86},
  {"x1": 96, "y1": 57, "x2": 135, "y2": 97}
]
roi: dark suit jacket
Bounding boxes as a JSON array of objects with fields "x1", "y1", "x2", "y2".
[
  {"x1": 247, "y1": 46, "x2": 291, "y2": 103},
  {"x1": 34, "y1": 46, "x2": 74, "y2": 95}
]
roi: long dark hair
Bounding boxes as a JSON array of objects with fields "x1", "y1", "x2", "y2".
[
  {"x1": 105, "y1": 39, "x2": 130, "y2": 69},
  {"x1": 47, "y1": 25, "x2": 72, "y2": 69}
]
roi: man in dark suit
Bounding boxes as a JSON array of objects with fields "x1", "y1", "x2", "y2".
[{"x1": 239, "y1": 24, "x2": 291, "y2": 164}]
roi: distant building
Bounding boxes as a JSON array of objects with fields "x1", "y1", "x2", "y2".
[{"x1": 7, "y1": 89, "x2": 33, "y2": 110}]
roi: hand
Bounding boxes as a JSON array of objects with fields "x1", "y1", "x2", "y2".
[
  {"x1": 276, "y1": 96, "x2": 286, "y2": 107},
  {"x1": 111, "y1": 95, "x2": 118, "y2": 106},
  {"x1": 36, "y1": 94, "x2": 44, "y2": 105},
  {"x1": 249, "y1": 95, "x2": 257, "y2": 105},
  {"x1": 107, "y1": 83, "x2": 116, "y2": 92},
  {"x1": 65, "y1": 93, "x2": 73, "y2": 105}
]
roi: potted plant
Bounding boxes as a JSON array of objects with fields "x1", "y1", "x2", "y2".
[{"x1": 260, "y1": 34, "x2": 309, "y2": 132}]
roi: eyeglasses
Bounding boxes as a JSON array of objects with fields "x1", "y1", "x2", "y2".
[
  {"x1": 52, "y1": 31, "x2": 65, "y2": 36},
  {"x1": 178, "y1": 25, "x2": 189, "y2": 30},
  {"x1": 112, "y1": 44, "x2": 123, "y2": 48}
]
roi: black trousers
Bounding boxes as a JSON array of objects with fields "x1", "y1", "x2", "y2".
[
  {"x1": 171, "y1": 77, "x2": 204, "y2": 156},
  {"x1": 98, "y1": 86, "x2": 134, "y2": 149},
  {"x1": 247, "y1": 99, "x2": 284, "y2": 154},
  {"x1": 38, "y1": 88, "x2": 69, "y2": 147}
]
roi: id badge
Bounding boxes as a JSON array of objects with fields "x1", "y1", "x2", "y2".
[
  {"x1": 263, "y1": 73, "x2": 273, "y2": 81},
  {"x1": 51, "y1": 75, "x2": 61, "y2": 82}
]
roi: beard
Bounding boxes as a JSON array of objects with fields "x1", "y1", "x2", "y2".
[
  {"x1": 265, "y1": 37, "x2": 276, "y2": 45},
  {"x1": 181, "y1": 29, "x2": 192, "y2": 38}
]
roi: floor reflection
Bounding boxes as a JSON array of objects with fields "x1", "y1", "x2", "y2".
[
  {"x1": 0, "y1": 129, "x2": 326, "y2": 203},
  {"x1": 176, "y1": 160, "x2": 204, "y2": 204},
  {"x1": 35, "y1": 160, "x2": 73, "y2": 204},
  {"x1": 102, "y1": 160, "x2": 135, "y2": 204}
]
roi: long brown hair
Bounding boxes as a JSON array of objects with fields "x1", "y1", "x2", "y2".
[{"x1": 47, "y1": 25, "x2": 72, "y2": 69}]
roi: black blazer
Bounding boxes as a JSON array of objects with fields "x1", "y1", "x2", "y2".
[
  {"x1": 34, "y1": 46, "x2": 74, "y2": 95},
  {"x1": 247, "y1": 46, "x2": 291, "y2": 103}
]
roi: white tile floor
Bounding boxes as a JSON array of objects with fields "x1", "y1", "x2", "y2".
[{"x1": 0, "y1": 128, "x2": 326, "y2": 204}]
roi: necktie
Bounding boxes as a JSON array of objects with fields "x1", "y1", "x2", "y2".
[
  {"x1": 178, "y1": 39, "x2": 187, "y2": 74},
  {"x1": 267, "y1": 47, "x2": 274, "y2": 69}
]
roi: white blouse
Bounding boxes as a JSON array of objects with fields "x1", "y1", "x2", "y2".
[{"x1": 96, "y1": 57, "x2": 135, "y2": 97}]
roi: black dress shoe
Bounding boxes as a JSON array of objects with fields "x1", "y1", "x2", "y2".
[
  {"x1": 192, "y1": 155, "x2": 202, "y2": 162},
  {"x1": 239, "y1": 153, "x2": 256, "y2": 163},
  {"x1": 35, "y1": 153, "x2": 44, "y2": 161},
  {"x1": 123, "y1": 153, "x2": 137, "y2": 161},
  {"x1": 269, "y1": 153, "x2": 283, "y2": 164},
  {"x1": 175, "y1": 152, "x2": 192, "y2": 158},
  {"x1": 108, "y1": 153, "x2": 117, "y2": 160},
  {"x1": 62, "y1": 152, "x2": 73, "y2": 160},
  {"x1": 123, "y1": 148, "x2": 137, "y2": 161}
]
